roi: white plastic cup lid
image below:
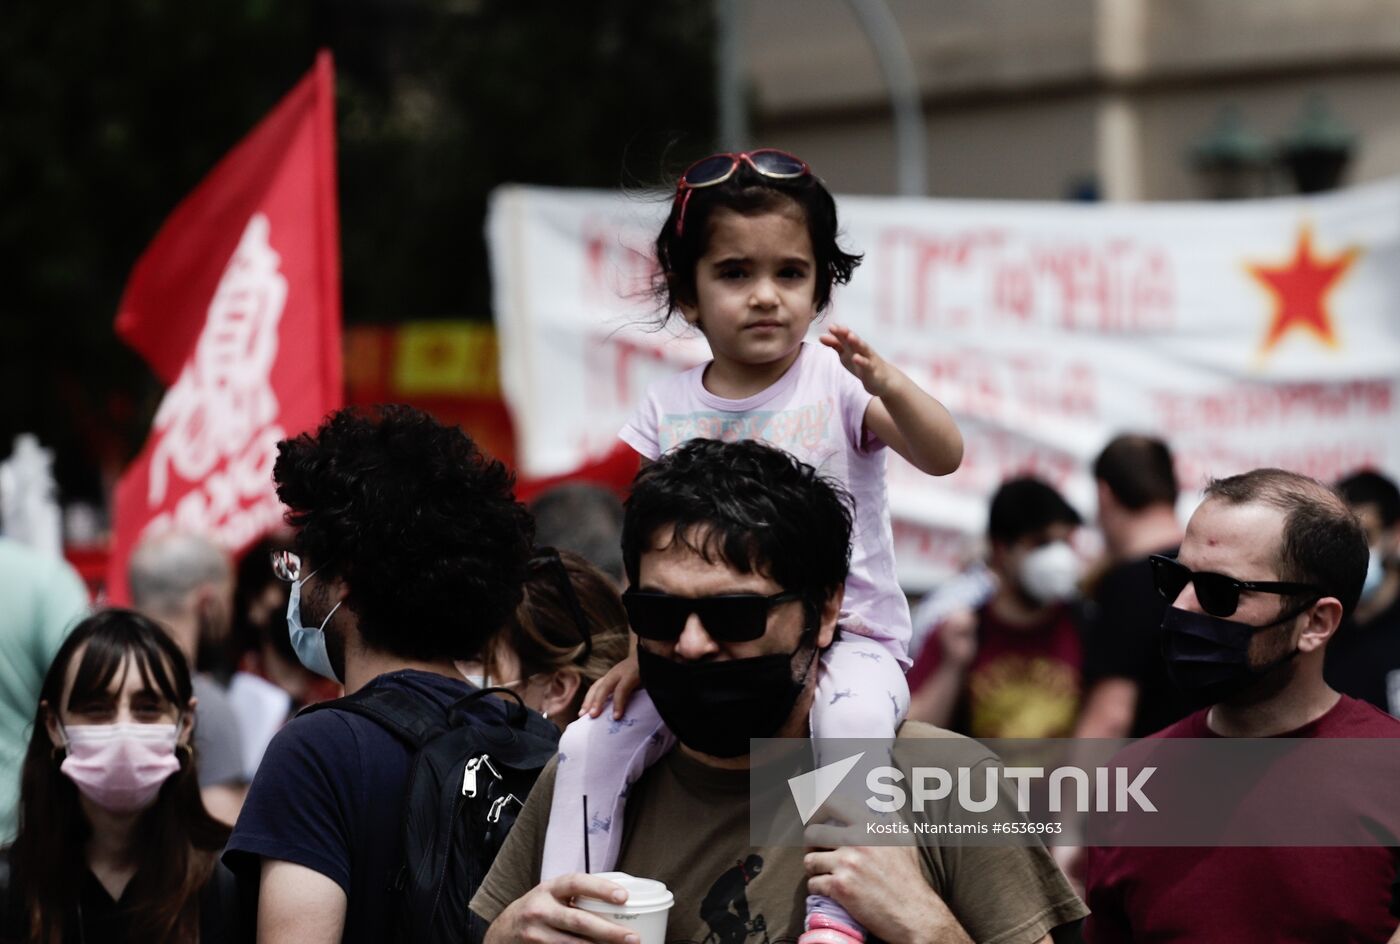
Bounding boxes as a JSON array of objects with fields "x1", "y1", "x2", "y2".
[{"x1": 575, "y1": 872, "x2": 675, "y2": 913}]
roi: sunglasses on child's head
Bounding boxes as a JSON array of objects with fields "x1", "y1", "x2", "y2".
[
  {"x1": 621, "y1": 587, "x2": 803, "y2": 642},
  {"x1": 673, "y1": 149, "x2": 811, "y2": 238},
  {"x1": 1148, "y1": 554, "x2": 1321, "y2": 618}
]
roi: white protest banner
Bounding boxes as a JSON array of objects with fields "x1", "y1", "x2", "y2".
[{"x1": 488, "y1": 180, "x2": 1400, "y2": 586}]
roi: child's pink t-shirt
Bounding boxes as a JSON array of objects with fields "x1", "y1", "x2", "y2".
[{"x1": 619, "y1": 341, "x2": 912, "y2": 662}]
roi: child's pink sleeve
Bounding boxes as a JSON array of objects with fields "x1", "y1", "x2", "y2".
[{"x1": 827, "y1": 350, "x2": 882, "y2": 453}]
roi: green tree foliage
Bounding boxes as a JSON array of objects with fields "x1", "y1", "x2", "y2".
[{"x1": 0, "y1": 0, "x2": 715, "y2": 503}]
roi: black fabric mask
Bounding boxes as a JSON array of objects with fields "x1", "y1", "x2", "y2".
[
  {"x1": 1162, "y1": 602, "x2": 1310, "y2": 707},
  {"x1": 637, "y1": 632, "x2": 820, "y2": 758}
]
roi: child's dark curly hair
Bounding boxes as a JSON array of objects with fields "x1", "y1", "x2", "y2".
[
  {"x1": 273, "y1": 405, "x2": 534, "y2": 662},
  {"x1": 654, "y1": 158, "x2": 863, "y2": 323}
]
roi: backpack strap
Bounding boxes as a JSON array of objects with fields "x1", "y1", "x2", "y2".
[
  {"x1": 450, "y1": 686, "x2": 534, "y2": 729},
  {"x1": 300, "y1": 686, "x2": 451, "y2": 749},
  {"x1": 298, "y1": 683, "x2": 542, "y2": 749}
]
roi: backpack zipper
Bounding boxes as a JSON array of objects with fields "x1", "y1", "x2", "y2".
[
  {"x1": 461, "y1": 753, "x2": 503, "y2": 797},
  {"x1": 487, "y1": 793, "x2": 522, "y2": 823}
]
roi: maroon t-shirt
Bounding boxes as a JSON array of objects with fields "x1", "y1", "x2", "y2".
[
  {"x1": 907, "y1": 602, "x2": 1083, "y2": 739},
  {"x1": 1084, "y1": 695, "x2": 1400, "y2": 943}
]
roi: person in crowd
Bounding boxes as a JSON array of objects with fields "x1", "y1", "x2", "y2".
[
  {"x1": 127, "y1": 533, "x2": 248, "y2": 825},
  {"x1": 906, "y1": 476, "x2": 1086, "y2": 738},
  {"x1": 0, "y1": 609, "x2": 236, "y2": 943},
  {"x1": 458, "y1": 547, "x2": 629, "y2": 730},
  {"x1": 556, "y1": 148, "x2": 963, "y2": 944},
  {"x1": 1325, "y1": 469, "x2": 1400, "y2": 715},
  {"x1": 222, "y1": 405, "x2": 535, "y2": 944},
  {"x1": 906, "y1": 560, "x2": 998, "y2": 665},
  {"x1": 472, "y1": 439, "x2": 1086, "y2": 944},
  {"x1": 0, "y1": 537, "x2": 89, "y2": 842},
  {"x1": 529, "y1": 485, "x2": 626, "y2": 587},
  {"x1": 1084, "y1": 468, "x2": 1400, "y2": 942},
  {"x1": 229, "y1": 536, "x2": 341, "y2": 712},
  {"x1": 1075, "y1": 434, "x2": 1192, "y2": 738}
]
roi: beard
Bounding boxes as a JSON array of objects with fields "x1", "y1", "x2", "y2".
[
  {"x1": 303, "y1": 577, "x2": 348, "y2": 681},
  {"x1": 1219, "y1": 620, "x2": 1301, "y2": 707}
]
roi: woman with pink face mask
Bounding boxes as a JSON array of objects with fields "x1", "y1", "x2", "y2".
[{"x1": 0, "y1": 609, "x2": 236, "y2": 943}]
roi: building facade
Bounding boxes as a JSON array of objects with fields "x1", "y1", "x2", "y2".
[{"x1": 736, "y1": 0, "x2": 1400, "y2": 200}]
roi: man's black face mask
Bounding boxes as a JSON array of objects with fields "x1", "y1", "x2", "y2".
[
  {"x1": 1161, "y1": 601, "x2": 1311, "y2": 707},
  {"x1": 637, "y1": 629, "x2": 820, "y2": 758}
]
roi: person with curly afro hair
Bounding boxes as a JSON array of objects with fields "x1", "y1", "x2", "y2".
[{"x1": 223, "y1": 405, "x2": 536, "y2": 944}]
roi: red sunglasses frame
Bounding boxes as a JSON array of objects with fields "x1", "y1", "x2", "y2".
[{"x1": 673, "y1": 149, "x2": 811, "y2": 237}]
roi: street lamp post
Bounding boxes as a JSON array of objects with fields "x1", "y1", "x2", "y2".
[
  {"x1": 1191, "y1": 105, "x2": 1274, "y2": 200},
  {"x1": 1279, "y1": 95, "x2": 1356, "y2": 195}
]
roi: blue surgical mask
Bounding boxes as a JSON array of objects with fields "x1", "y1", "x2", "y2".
[
  {"x1": 287, "y1": 568, "x2": 342, "y2": 682},
  {"x1": 1360, "y1": 548, "x2": 1385, "y2": 603}
]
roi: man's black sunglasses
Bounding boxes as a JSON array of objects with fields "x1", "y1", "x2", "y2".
[
  {"x1": 621, "y1": 588, "x2": 802, "y2": 642},
  {"x1": 1149, "y1": 554, "x2": 1321, "y2": 618}
]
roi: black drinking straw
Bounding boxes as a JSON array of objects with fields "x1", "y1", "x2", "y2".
[{"x1": 582, "y1": 795, "x2": 592, "y2": 873}]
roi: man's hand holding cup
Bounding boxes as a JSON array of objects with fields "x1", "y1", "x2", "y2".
[{"x1": 486, "y1": 872, "x2": 674, "y2": 944}]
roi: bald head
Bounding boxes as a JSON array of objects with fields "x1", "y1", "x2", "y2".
[
  {"x1": 129, "y1": 531, "x2": 232, "y2": 617},
  {"x1": 1203, "y1": 468, "x2": 1367, "y2": 616}
]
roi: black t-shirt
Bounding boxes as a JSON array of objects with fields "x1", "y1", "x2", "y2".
[
  {"x1": 0, "y1": 868, "x2": 139, "y2": 944},
  {"x1": 1082, "y1": 551, "x2": 1194, "y2": 738},
  {"x1": 1325, "y1": 592, "x2": 1400, "y2": 716},
  {"x1": 223, "y1": 669, "x2": 475, "y2": 944},
  {"x1": 0, "y1": 851, "x2": 239, "y2": 944}
]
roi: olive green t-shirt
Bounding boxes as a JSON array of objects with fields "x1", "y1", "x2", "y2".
[{"x1": 472, "y1": 722, "x2": 1086, "y2": 944}]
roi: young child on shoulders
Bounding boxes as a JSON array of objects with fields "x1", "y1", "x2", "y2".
[{"x1": 546, "y1": 149, "x2": 963, "y2": 944}]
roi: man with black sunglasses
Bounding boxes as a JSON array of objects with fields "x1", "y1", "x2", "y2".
[
  {"x1": 473, "y1": 439, "x2": 1086, "y2": 944},
  {"x1": 1085, "y1": 467, "x2": 1400, "y2": 943}
]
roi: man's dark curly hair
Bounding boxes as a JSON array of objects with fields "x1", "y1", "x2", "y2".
[
  {"x1": 621, "y1": 438, "x2": 854, "y2": 623},
  {"x1": 273, "y1": 405, "x2": 534, "y2": 662}
]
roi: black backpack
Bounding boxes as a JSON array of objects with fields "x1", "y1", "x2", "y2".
[{"x1": 302, "y1": 683, "x2": 560, "y2": 943}]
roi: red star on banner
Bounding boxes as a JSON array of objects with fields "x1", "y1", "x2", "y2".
[{"x1": 1246, "y1": 224, "x2": 1360, "y2": 353}]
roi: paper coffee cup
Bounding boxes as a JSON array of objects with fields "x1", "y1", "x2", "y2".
[{"x1": 574, "y1": 871, "x2": 675, "y2": 944}]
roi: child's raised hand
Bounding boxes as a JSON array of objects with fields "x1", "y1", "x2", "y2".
[
  {"x1": 820, "y1": 324, "x2": 895, "y2": 397},
  {"x1": 581, "y1": 652, "x2": 643, "y2": 720}
]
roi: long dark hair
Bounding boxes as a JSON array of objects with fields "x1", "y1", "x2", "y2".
[
  {"x1": 484, "y1": 550, "x2": 630, "y2": 722},
  {"x1": 7, "y1": 609, "x2": 231, "y2": 943}
]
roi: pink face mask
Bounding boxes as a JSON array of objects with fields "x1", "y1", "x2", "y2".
[{"x1": 59, "y1": 722, "x2": 182, "y2": 814}]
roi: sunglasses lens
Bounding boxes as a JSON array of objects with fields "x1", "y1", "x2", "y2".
[
  {"x1": 1150, "y1": 556, "x2": 1188, "y2": 602},
  {"x1": 623, "y1": 592, "x2": 687, "y2": 641},
  {"x1": 270, "y1": 550, "x2": 301, "y2": 583},
  {"x1": 1193, "y1": 574, "x2": 1240, "y2": 618},
  {"x1": 749, "y1": 149, "x2": 807, "y2": 177},
  {"x1": 621, "y1": 592, "x2": 777, "y2": 642},
  {"x1": 683, "y1": 154, "x2": 740, "y2": 188},
  {"x1": 694, "y1": 596, "x2": 771, "y2": 642}
]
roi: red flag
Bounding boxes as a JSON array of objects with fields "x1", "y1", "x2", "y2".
[{"x1": 107, "y1": 52, "x2": 342, "y2": 603}]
